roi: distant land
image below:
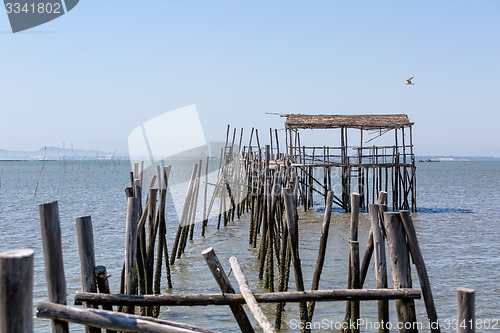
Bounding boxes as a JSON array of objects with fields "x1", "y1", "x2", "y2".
[
  {"x1": 415, "y1": 155, "x2": 500, "y2": 162},
  {"x1": 0, "y1": 146, "x2": 498, "y2": 161},
  {"x1": 0, "y1": 142, "x2": 230, "y2": 161},
  {"x1": 0, "y1": 147, "x2": 127, "y2": 161}
]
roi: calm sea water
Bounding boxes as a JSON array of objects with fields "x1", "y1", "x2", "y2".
[{"x1": 0, "y1": 160, "x2": 498, "y2": 332}]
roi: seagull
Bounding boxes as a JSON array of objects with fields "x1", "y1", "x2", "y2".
[{"x1": 406, "y1": 77, "x2": 414, "y2": 85}]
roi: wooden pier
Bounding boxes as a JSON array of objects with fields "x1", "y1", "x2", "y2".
[{"x1": 0, "y1": 114, "x2": 481, "y2": 333}]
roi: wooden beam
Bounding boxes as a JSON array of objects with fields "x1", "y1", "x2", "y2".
[
  {"x1": 75, "y1": 288, "x2": 422, "y2": 306},
  {"x1": 37, "y1": 301, "x2": 220, "y2": 333}
]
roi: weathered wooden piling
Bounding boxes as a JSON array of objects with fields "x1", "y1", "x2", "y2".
[
  {"x1": 171, "y1": 164, "x2": 198, "y2": 264},
  {"x1": 0, "y1": 248, "x2": 34, "y2": 333},
  {"x1": 94, "y1": 266, "x2": 113, "y2": 311},
  {"x1": 383, "y1": 212, "x2": 417, "y2": 332},
  {"x1": 350, "y1": 240, "x2": 360, "y2": 333},
  {"x1": 146, "y1": 187, "x2": 158, "y2": 314},
  {"x1": 75, "y1": 215, "x2": 101, "y2": 333},
  {"x1": 456, "y1": 288, "x2": 475, "y2": 333},
  {"x1": 400, "y1": 210, "x2": 441, "y2": 333},
  {"x1": 157, "y1": 165, "x2": 172, "y2": 291},
  {"x1": 343, "y1": 193, "x2": 360, "y2": 332},
  {"x1": 124, "y1": 197, "x2": 139, "y2": 314},
  {"x1": 307, "y1": 191, "x2": 333, "y2": 321},
  {"x1": 39, "y1": 201, "x2": 70, "y2": 333},
  {"x1": 94, "y1": 266, "x2": 117, "y2": 333},
  {"x1": 202, "y1": 156, "x2": 210, "y2": 236},
  {"x1": 369, "y1": 204, "x2": 389, "y2": 333},
  {"x1": 283, "y1": 187, "x2": 310, "y2": 332}
]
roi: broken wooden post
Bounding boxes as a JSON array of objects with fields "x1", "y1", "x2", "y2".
[
  {"x1": 229, "y1": 256, "x2": 275, "y2": 333},
  {"x1": 457, "y1": 288, "x2": 475, "y2": 333},
  {"x1": 39, "y1": 200, "x2": 70, "y2": 333},
  {"x1": 0, "y1": 248, "x2": 34, "y2": 333},
  {"x1": 201, "y1": 247, "x2": 254, "y2": 333}
]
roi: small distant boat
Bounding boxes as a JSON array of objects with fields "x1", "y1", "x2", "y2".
[{"x1": 418, "y1": 159, "x2": 439, "y2": 162}]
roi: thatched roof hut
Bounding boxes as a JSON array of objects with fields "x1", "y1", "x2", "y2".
[{"x1": 284, "y1": 114, "x2": 412, "y2": 130}]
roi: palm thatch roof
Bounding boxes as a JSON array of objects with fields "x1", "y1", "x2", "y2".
[{"x1": 285, "y1": 114, "x2": 412, "y2": 130}]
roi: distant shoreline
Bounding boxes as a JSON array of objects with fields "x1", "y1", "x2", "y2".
[{"x1": 0, "y1": 156, "x2": 499, "y2": 162}]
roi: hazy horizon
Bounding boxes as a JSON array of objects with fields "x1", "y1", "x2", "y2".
[{"x1": 1, "y1": 1, "x2": 499, "y2": 156}]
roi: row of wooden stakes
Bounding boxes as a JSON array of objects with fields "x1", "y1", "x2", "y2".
[{"x1": 0, "y1": 148, "x2": 477, "y2": 332}]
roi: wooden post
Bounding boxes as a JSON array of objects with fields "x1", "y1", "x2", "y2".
[
  {"x1": 94, "y1": 266, "x2": 116, "y2": 333},
  {"x1": 0, "y1": 248, "x2": 34, "y2": 333},
  {"x1": 383, "y1": 212, "x2": 417, "y2": 333},
  {"x1": 39, "y1": 201, "x2": 70, "y2": 333},
  {"x1": 202, "y1": 155, "x2": 210, "y2": 236},
  {"x1": 171, "y1": 164, "x2": 198, "y2": 263},
  {"x1": 146, "y1": 188, "x2": 158, "y2": 309},
  {"x1": 369, "y1": 204, "x2": 389, "y2": 333},
  {"x1": 94, "y1": 266, "x2": 113, "y2": 311},
  {"x1": 124, "y1": 197, "x2": 139, "y2": 314},
  {"x1": 283, "y1": 187, "x2": 310, "y2": 332},
  {"x1": 189, "y1": 160, "x2": 202, "y2": 240},
  {"x1": 400, "y1": 211, "x2": 441, "y2": 333},
  {"x1": 360, "y1": 192, "x2": 387, "y2": 288},
  {"x1": 350, "y1": 241, "x2": 360, "y2": 333},
  {"x1": 457, "y1": 288, "x2": 475, "y2": 333},
  {"x1": 201, "y1": 248, "x2": 254, "y2": 333},
  {"x1": 229, "y1": 257, "x2": 276, "y2": 333},
  {"x1": 307, "y1": 191, "x2": 333, "y2": 321},
  {"x1": 75, "y1": 215, "x2": 101, "y2": 333},
  {"x1": 343, "y1": 193, "x2": 360, "y2": 332}
]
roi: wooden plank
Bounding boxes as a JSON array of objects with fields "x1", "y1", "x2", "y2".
[
  {"x1": 229, "y1": 257, "x2": 275, "y2": 333},
  {"x1": 0, "y1": 248, "x2": 34, "y2": 333}
]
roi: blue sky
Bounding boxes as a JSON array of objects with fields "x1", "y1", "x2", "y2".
[{"x1": 1, "y1": 1, "x2": 499, "y2": 156}]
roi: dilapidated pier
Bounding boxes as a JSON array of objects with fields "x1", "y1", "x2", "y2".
[{"x1": 0, "y1": 114, "x2": 479, "y2": 333}]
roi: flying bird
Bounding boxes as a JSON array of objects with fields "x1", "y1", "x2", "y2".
[{"x1": 406, "y1": 77, "x2": 414, "y2": 85}]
